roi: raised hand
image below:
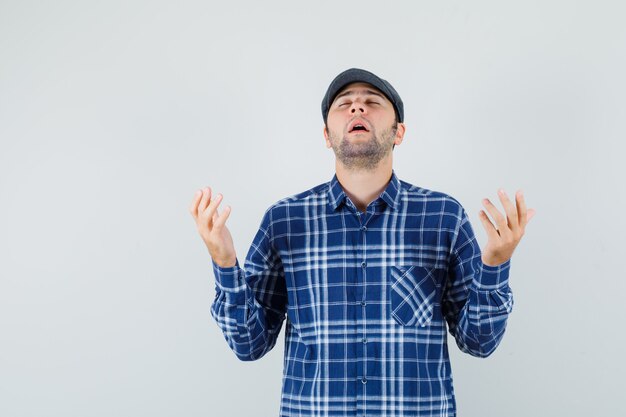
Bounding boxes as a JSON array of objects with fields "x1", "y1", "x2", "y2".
[
  {"x1": 189, "y1": 187, "x2": 237, "y2": 268},
  {"x1": 478, "y1": 189, "x2": 536, "y2": 266}
]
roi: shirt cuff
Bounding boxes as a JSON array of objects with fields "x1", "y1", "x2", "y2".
[
  {"x1": 212, "y1": 258, "x2": 243, "y2": 291},
  {"x1": 472, "y1": 258, "x2": 511, "y2": 290}
]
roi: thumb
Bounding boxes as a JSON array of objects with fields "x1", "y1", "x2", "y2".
[{"x1": 214, "y1": 205, "x2": 232, "y2": 230}]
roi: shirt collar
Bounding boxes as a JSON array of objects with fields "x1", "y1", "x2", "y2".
[{"x1": 328, "y1": 169, "x2": 401, "y2": 212}]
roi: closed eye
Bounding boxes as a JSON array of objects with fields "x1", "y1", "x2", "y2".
[{"x1": 336, "y1": 99, "x2": 380, "y2": 107}]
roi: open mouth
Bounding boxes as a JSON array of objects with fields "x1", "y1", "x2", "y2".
[{"x1": 348, "y1": 120, "x2": 370, "y2": 134}]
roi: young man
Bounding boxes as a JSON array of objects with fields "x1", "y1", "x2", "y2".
[{"x1": 189, "y1": 68, "x2": 535, "y2": 417}]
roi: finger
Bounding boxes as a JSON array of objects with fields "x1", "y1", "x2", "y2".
[
  {"x1": 203, "y1": 193, "x2": 223, "y2": 229},
  {"x1": 478, "y1": 210, "x2": 500, "y2": 240},
  {"x1": 516, "y1": 189, "x2": 528, "y2": 229},
  {"x1": 482, "y1": 198, "x2": 509, "y2": 237},
  {"x1": 214, "y1": 205, "x2": 232, "y2": 230},
  {"x1": 209, "y1": 191, "x2": 225, "y2": 225},
  {"x1": 199, "y1": 186, "x2": 212, "y2": 212},
  {"x1": 527, "y1": 208, "x2": 536, "y2": 223},
  {"x1": 189, "y1": 189, "x2": 203, "y2": 218},
  {"x1": 497, "y1": 189, "x2": 519, "y2": 232}
]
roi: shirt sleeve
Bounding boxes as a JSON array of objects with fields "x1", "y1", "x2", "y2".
[
  {"x1": 209, "y1": 207, "x2": 287, "y2": 361},
  {"x1": 442, "y1": 204, "x2": 514, "y2": 358}
]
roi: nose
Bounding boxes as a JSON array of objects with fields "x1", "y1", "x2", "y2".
[{"x1": 349, "y1": 100, "x2": 366, "y2": 115}]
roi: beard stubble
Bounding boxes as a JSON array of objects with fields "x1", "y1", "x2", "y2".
[{"x1": 328, "y1": 121, "x2": 398, "y2": 171}]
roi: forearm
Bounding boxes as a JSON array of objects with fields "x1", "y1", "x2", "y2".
[
  {"x1": 448, "y1": 257, "x2": 513, "y2": 357},
  {"x1": 210, "y1": 259, "x2": 285, "y2": 361}
]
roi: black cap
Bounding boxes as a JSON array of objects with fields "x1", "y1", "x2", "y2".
[{"x1": 321, "y1": 68, "x2": 404, "y2": 124}]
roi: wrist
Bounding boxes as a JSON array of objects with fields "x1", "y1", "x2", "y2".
[
  {"x1": 212, "y1": 257, "x2": 237, "y2": 268},
  {"x1": 481, "y1": 253, "x2": 509, "y2": 267}
]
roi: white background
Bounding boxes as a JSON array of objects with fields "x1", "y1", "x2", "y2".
[{"x1": 1, "y1": 1, "x2": 624, "y2": 416}]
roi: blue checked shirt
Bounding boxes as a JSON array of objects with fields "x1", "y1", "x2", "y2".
[{"x1": 210, "y1": 170, "x2": 513, "y2": 417}]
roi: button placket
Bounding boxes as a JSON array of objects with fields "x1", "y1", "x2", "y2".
[
  {"x1": 354, "y1": 210, "x2": 376, "y2": 414},
  {"x1": 359, "y1": 214, "x2": 368, "y2": 393}
]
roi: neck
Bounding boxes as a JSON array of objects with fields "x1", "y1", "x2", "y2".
[{"x1": 335, "y1": 156, "x2": 393, "y2": 213}]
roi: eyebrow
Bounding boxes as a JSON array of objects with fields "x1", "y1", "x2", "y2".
[{"x1": 334, "y1": 88, "x2": 386, "y2": 101}]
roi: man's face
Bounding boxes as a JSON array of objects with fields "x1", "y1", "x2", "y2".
[{"x1": 324, "y1": 82, "x2": 403, "y2": 171}]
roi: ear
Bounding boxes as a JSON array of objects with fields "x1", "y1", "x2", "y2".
[
  {"x1": 323, "y1": 125, "x2": 332, "y2": 148},
  {"x1": 393, "y1": 122, "x2": 406, "y2": 146}
]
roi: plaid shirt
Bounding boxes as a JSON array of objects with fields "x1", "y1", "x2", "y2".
[{"x1": 210, "y1": 170, "x2": 513, "y2": 417}]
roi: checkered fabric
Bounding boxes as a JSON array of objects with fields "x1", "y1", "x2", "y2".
[{"x1": 210, "y1": 170, "x2": 513, "y2": 417}]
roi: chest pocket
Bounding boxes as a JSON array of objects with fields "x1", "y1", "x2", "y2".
[{"x1": 389, "y1": 265, "x2": 441, "y2": 327}]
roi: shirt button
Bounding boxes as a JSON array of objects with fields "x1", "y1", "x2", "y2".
[
  {"x1": 360, "y1": 300, "x2": 366, "y2": 306},
  {"x1": 361, "y1": 378, "x2": 367, "y2": 384},
  {"x1": 362, "y1": 338, "x2": 367, "y2": 344},
  {"x1": 361, "y1": 261, "x2": 366, "y2": 268},
  {"x1": 360, "y1": 226, "x2": 367, "y2": 231}
]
